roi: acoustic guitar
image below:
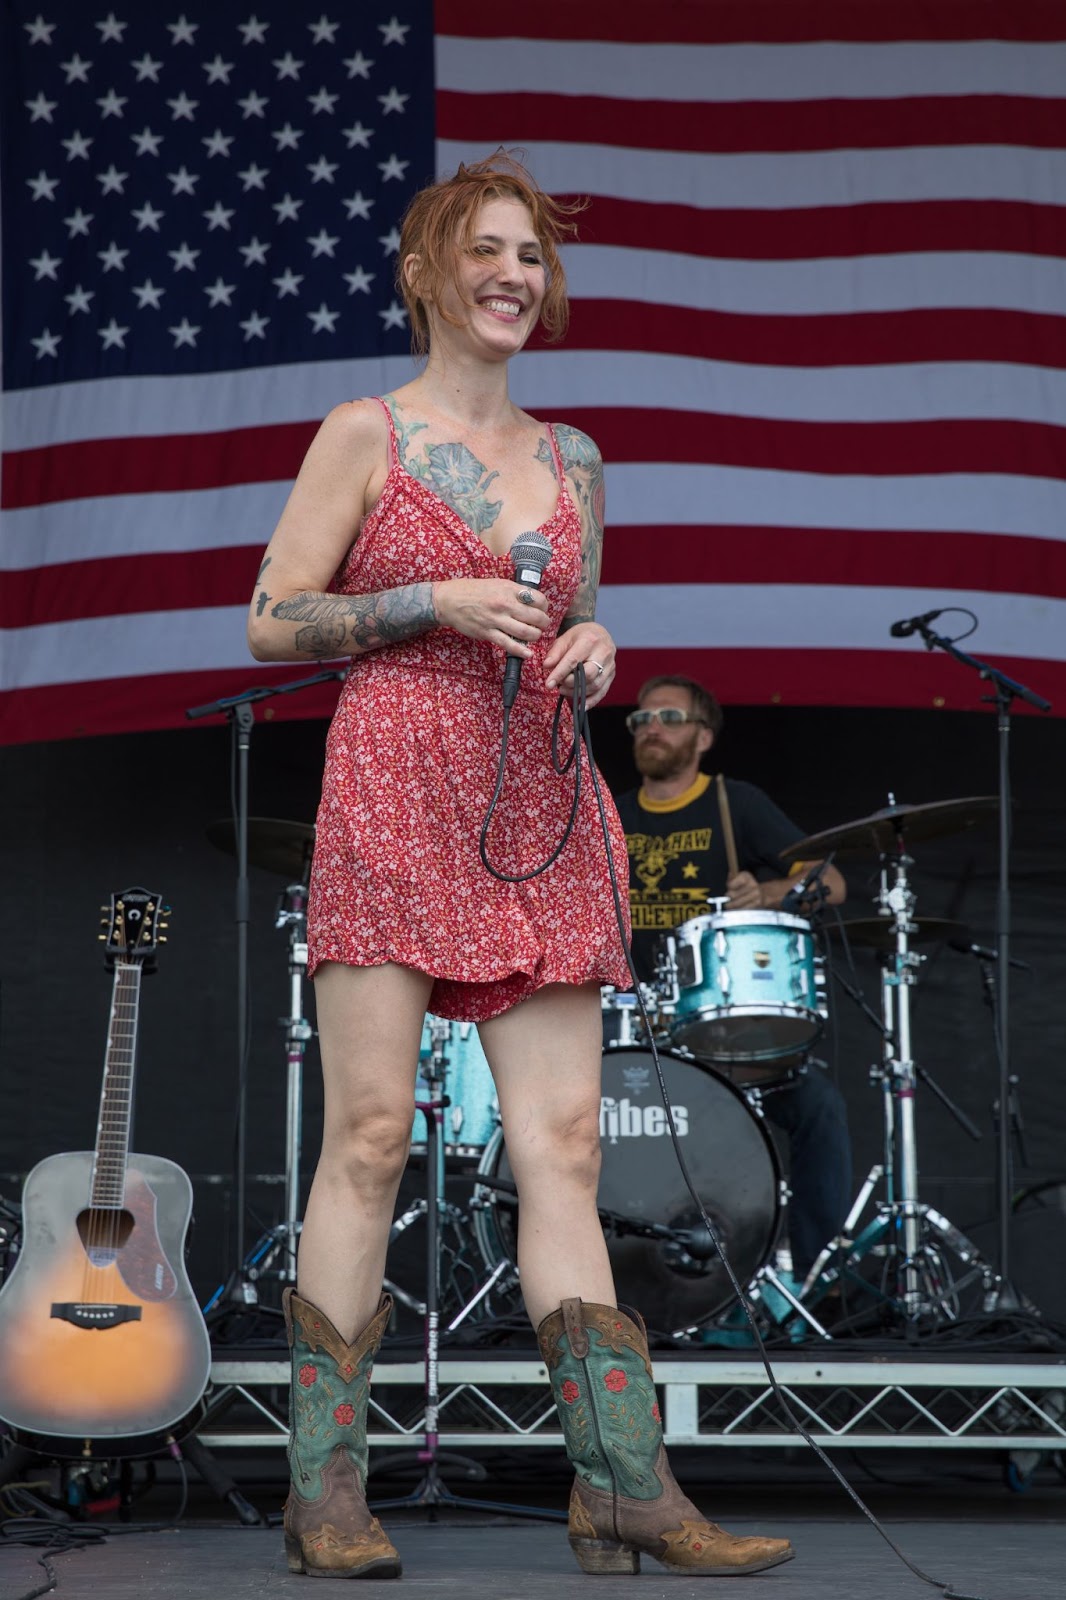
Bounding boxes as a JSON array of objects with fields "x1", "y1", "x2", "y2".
[{"x1": 0, "y1": 889, "x2": 211, "y2": 1446}]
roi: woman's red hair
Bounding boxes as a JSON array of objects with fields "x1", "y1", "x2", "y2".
[{"x1": 397, "y1": 149, "x2": 585, "y2": 354}]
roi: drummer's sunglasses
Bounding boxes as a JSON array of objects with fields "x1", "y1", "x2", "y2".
[{"x1": 625, "y1": 708, "x2": 709, "y2": 732}]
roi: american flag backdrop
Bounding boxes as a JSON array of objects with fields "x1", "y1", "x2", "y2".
[{"x1": 2, "y1": 0, "x2": 1064, "y2": 745}]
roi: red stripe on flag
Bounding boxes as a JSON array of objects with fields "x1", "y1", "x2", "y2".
[
  {"x1": 544, "y1": 303, "x2": 1066, "y2": 370},
  {"x1": 1, "y1": 648, "x2": 1056, "y2": 746},
  {"x1": 439, "y1": 91, "x2": 1066, "y2": 156},
  {"x1": 602, "y1": 526, "x2": 1066, "y2": 601},
  {"x1": 566, "y1": 195, "x2": 1066, "y2": 264},
  {"x1": 6, "y1": 526, "x2": 1065, "y2": 632},
  {"x1": 1, "y1": 421, "x2": 316, "y2": 509},
  {"x1": 438, "y1": 1, "x2": 1066, "y2": 45},
  {"x1": 7, "y1": 407, "x2": 1063, "y2": 516},
  {"x1": 608, "y1": 647, "x2": 1066, "y2": 713},
  {"x1": 559, "y1": 411, "x2": 1066, "y2": 481},
  {"x1": 0, "y1": 667, "x2": 344, "y2": 746},
  {"x1": 0, "y1": 549, "x2": 260, "y2": 627}
]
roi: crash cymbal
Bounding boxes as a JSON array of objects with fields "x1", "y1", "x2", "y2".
[
  {"x1": 828, "y1": 917, "x2": 969, "y2": 952},
  {"x1": 779, "y1": 796, "x2": 997, "y2": 860},
  {"x1": 207, "y1": 817, "x2": 315, "y2": 879}
]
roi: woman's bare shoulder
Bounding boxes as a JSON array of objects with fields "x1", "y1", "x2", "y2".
[{"x1": 316, "y1": 395, "x2": 390, "y2": 452}]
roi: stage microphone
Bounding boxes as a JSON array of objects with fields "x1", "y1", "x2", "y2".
[
  {"x1": 889, "y1": 609, "x2": 943, "y2": 639},
  {"x1": 780, "y1": 856, "x2": 832, "y2": 915},
  {"x1": 948, "y1": 937, "x2": 1032, "y2": 973},
  {"x1": 503, "y1": 530, "x2": 552, "y2": 708}
]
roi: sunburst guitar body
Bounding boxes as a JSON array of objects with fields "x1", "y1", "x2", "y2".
[{"x1": 0, "y1": 889, "x2": 211, "y2": 1446}]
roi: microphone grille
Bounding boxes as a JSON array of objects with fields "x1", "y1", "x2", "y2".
[{"x1": 510, "y1": 529, "x2": 553, "y2": 579}]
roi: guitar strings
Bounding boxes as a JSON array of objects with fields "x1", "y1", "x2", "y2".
[{"x1": 83, "y1": 963, "x2": 140, "y2": 1304}]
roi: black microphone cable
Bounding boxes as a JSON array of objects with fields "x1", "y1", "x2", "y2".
[{"x1": 479, "y1": 665, "x2": 985, "y2": 1599}]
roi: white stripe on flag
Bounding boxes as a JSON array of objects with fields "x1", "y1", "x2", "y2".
[
  {"x1": 436, "y1": 38, "x2": 1066, "y2": 104},
  {"x1": 8, "y1": 348, "x2": 1066, "y2": 455},
  {"x1": 598, "y1": 584, "x2": 1066, "y2": 657},
  {"x1": 5, "y1": 461, "x2": 1064, "y2": 575},
  {"x1": 438, "y1": 139, "x2": 1066, "y2": 211},
  {"x1": 559, "y1": 245, "x2": 1066, "y2": 318}
]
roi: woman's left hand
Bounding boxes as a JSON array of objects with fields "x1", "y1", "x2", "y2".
[{"x1": 543, "y1": 621, "x2": 617, "y2": 708}]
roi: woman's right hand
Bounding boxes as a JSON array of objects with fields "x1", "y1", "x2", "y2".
[{"x1": 434, "y1": 577, "x2": 551, "y2": 659}]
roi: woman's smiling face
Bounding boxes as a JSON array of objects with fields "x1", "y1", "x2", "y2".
[{"x1": 424, "y1": 195, "x2": 547, "y2": 358}]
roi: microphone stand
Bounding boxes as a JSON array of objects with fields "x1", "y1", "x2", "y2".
[
  {"x1": 186, "y1": 668, "x2": 345, "y2": 1308},
  {"x1": 908, "y1": 619, "x2": 1051, "y2": 1313}
]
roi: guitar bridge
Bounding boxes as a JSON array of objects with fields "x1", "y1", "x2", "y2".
[{"x1": 51, "y1": 1302, "x2": 143, "y2": 1329}]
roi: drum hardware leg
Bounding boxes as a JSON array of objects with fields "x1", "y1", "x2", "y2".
[
  {"x1": 445, "y1": 1255, "x2": 518, "y2": 1332},
  {"x1": 756, "y1": 1264, "x2": 832, "y2": 1339},
  {"x1": 800, "y1": 1164, "x2": 885, "y2": 1299},
  {"x1": 277, "y1": 883, "x2": 312, "y2": 1288}
]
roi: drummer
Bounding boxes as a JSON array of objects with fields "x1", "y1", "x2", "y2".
[{"x1": 613, "y1": 674, "x2": 851, "y2": 1290}]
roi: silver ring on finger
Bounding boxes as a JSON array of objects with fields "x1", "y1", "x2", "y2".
[
  {"x1": 588, "y1": 659, "x2": 605, "y2": 678},
  {"x1": 518, "y1": 588, "x2": 535, "y2": 606}
]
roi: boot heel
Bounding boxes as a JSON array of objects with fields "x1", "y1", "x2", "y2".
[
  {"x1": 570, "y1": 1536, "x2": 640, "y2": 1574},
  {"x1": 284, "y1": 1534, "x2": 305, "y2": 1574}
]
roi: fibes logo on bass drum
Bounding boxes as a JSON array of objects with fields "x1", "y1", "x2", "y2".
[{"x1": 599, "y1": 1097, "x2": 689, "y2": 1144}]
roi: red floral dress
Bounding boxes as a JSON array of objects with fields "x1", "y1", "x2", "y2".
[{"x1": 306, "y1": 398, "x2": 631, "y2": 1021}]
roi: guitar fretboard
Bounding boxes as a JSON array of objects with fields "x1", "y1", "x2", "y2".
[{"x1": 90, "y1": 962, "x2": 141, "y2": 1209}]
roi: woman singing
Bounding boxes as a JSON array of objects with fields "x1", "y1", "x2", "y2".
[{"x1": 248, "y1": 151, "x2": 792, "y2": 1581}]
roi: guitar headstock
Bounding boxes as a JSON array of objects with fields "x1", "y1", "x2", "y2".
[{"x1": 99, "y1": 887, "x2": 169, "y2": 971}]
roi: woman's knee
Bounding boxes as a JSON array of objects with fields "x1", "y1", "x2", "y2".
[
  {"x1": 321, "y1": 1106, "x2": 413, "y2": 1191},
  {"x1": 510, "y1": 1104, "x2": 603, "y2": 1192}
]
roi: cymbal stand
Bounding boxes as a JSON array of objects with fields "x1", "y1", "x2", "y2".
[
  {"x1": 811, "y1": 833, "x2": 997, "y2": 1324},
  {"x1": 205, "y1": 873, "x2": 314, "y2": 1309}
]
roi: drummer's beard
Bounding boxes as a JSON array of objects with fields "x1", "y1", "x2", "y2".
[{"x1": 634, "y1": 729, "x2": 701, "y2": 782}]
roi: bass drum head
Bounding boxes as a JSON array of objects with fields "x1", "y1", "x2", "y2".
[{"x1": 474, "y1": 1047, "x2": 782, "y2": 1332}]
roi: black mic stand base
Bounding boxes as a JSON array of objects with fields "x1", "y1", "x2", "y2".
[{"x1": 370, "y1": 1458, "x2": 566, "y2": 1523}]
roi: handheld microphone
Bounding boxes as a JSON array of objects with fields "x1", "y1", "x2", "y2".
[
  {"x1": 889, "y1": 609, "x2": 943, "y2": 639},
  {"x1": 948, "y1": 937, "x2": 1032, "y2": 973},
  {"x1": 503, "y1": 530, "x2": 552, "y2": 708}
]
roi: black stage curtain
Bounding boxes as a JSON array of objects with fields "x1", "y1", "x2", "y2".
[{"x1": 1, "y1": 705, "x2": 1062, "y2": 1310}]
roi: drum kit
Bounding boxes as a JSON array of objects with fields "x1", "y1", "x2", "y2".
[{"x1": 208, "y1": 790, "x2": 1002, "y2": 1341}]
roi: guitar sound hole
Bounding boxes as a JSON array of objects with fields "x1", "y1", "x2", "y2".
[{"x1": 76, "y1": 1206, "x2": 134, "y2": 1267}]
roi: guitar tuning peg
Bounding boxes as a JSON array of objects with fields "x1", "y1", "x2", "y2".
[{"x1": 158, "y1": 936, "x2": 168, "y2": 944}]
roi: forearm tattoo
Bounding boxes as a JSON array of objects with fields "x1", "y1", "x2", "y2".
[
  {"x1": 255, "y1": 555, "x2": 273, "y2": 617},
  {"x1": 271, "y1": 583, "x2": 438, "y2": 658},
  {"x1": 540, "y1": 425, "x2": 604, "y2": 629}
]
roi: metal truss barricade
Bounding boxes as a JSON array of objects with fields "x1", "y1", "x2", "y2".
[{"x1": 200, "y1": 1353, "x2": 1066, "y2": 1453}]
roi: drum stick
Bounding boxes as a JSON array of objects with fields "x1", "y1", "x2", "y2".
[{"x1": 716, "y1": 773, "x2": 740, "y2": 880}]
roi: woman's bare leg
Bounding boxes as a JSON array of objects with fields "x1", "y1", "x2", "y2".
[
  {"x1": 298, "y1": 961, "x2": 432, "y2": 1340},
  {"x1": 478, "y1": 983, "x2": 614, "y2": 1328}
]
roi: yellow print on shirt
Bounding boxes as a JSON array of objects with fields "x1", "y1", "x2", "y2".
[{"x1": 627, "y1": 828, "x2": 712, "y2": 891}]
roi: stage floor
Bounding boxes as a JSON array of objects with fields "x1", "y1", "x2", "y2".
[
  {"x1": 4, "y1": 1515, "x2": 1063, "y2": 1600},
  {"x1": 5, "y1": 1469, "x2": 1064, "y2": 1600}
]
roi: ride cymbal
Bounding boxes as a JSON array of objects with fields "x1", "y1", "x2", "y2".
[
  {"x1": 779, "y1": 796, "x2": 997, "y2": 859},
  {"x1": 828, "y1": 917, "x2": 969, "y2": 952},
  {"x1": 206, "y1": 817, "x2": 315, "y2": 879}
]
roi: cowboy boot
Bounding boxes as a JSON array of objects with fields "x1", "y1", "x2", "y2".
[
  {"x1": 537, "y1": 1298, "x2": 794, "y2": 1576},
  {"x1": 283, "y1": 1288, "x2": 401, "y2": 1579}
]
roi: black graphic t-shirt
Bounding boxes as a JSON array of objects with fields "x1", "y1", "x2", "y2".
[{"x1": 614, "y1": 773, "x2": 807, "y2": 981}]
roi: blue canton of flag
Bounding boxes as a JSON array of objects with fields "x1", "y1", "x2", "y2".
[{"x1": 2, "y1": 1, "x2": 434, "y2": 387}]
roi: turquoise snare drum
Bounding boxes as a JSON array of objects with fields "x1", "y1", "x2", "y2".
[
  {"x1": 411, "y1": 1016, "x2": 499, "y2": 1158},
  {"x1": 667, "y1": 910, "x2": 823, "y2": 1063}
]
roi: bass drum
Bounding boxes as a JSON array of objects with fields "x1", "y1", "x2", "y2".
[{"x1": 472, "y1": 1047, "x2": 782, "y2": 1332}]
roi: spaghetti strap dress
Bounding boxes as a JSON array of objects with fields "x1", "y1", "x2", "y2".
[{"x1": 305, "y1": 397, "x2": 632, "y2": 1022}]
